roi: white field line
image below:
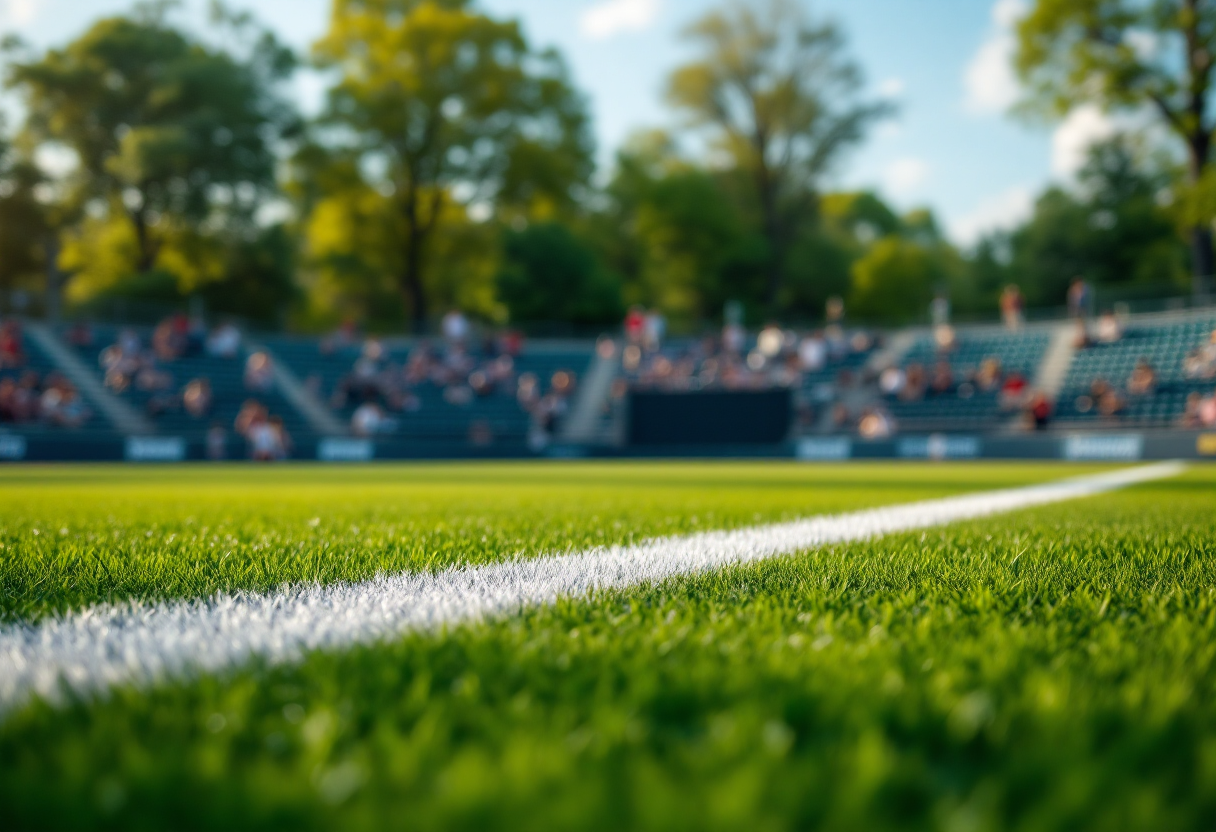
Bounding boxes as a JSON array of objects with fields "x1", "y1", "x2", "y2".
[{"x1": 0, "y1": 462, "x2": 1185, "y2": 716}]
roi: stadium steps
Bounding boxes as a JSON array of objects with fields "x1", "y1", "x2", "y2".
[
  {"x1": 560, "y1": 340, "x2": 618, "y2": 444},
  {"x1": 247, "y1": 339, "x2": 346, "y2": 436},
  {"x1": 1032, "y1": 321, "x2": 1078, "y2": 401},
  {"x1": 24, "y1": 322, "x2": 151, "y2": 434}
]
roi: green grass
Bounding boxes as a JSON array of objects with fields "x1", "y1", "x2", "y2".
[
  {"x1": 0, "y1": 461, "x2": 1109, "y2": 622},
  {"x1": 1, "y1": 463, "x2": 1214, "y2": 831}
]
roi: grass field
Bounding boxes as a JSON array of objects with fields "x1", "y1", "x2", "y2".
[{"x1": 1, "y1": 461, "x2": 1214, "y2": 830}]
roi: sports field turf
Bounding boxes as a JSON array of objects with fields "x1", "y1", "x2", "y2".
[{"x1": 1, "y1": 461, "x2": 1214, "y2": 830}]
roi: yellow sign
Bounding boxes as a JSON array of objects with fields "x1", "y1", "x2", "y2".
[{"x1": 1198, "y1": 434, "x2": 1216, "y2": 456}]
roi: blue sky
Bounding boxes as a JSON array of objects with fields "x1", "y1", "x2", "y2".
[{"x1": 0, "y1": 0, "x2": 1121, "y2": 246}]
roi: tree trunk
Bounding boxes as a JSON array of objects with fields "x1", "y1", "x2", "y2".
[
  {"x1": 129, "y1": 207, "x2": 159, "y2": 274},
  {"x1": 1189, "y1": 133, "x2": 1214, "y2": 301},
  {"x1": 1186, "y1": 4, "x2": 1213, "y2": 301},
  {"x1": 1190, "y1": 225, "x2": 1214, "y2": 301},
  {"x1": 43, "y1": 233, "x2": 62, "y2": 322},
  {"x1": 755, "y1": 168, "x2": 784, "y2": 313},
  {"x1": 400, "y1": 190, "x2": 428, "y2": 331}
]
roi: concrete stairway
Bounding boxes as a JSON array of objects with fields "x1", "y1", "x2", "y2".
[{"x1": 25, "y1": 322, "x2": 153, "y2": 434}]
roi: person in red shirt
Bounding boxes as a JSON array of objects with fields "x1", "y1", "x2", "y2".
[{"x1": 0, "y1": 321, "x2": 25, "y2": 368}]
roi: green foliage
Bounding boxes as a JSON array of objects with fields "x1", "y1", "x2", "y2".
[
  {"x1": 1003, "y1": 136, "x2": 1187, "y2": 306},
  {"x1": 1014, "y1": 0, "x2": 1216, "y2": 293},
  {"x1": 5, "y1": 8, "x2": 298, "y2": 278},
  {"x1": 849, "y1": 236, "x2": 952, "y2": 323},
  {"x1": 0, "y1": 124, "x2": 48, "y2": 294},
  {"x1": 308, "y1": 0, "x2": 595, "y2": 326},
  {"x1": 666, "y1": 0, "x2": 891, "y2": 308},
  {"x1": 200, "y1": 224, "x2": 300, "y2": 326},
  {"x1": 496, "y1": 222, "x2": 623, "y2": 326},
  {"x1": 595, "y1": 136, "x2": 769, "y2": 323},
  {"x1": 0, "y1": 464, "x2": 1213, "y2": 830}
]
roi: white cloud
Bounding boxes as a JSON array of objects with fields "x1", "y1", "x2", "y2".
[
  {"x1": 580, "y1": 0, "x2": 660, "y2": 41},
  {"x1": 963, "y1": 0, "x2": 1026, "y2": 114},
  {"x1": 877, "y1": 77, "x2": 906, "y2": 99},
  {"x1": 1, "y1": 0, "x2": 42, "y2": 26},
  {"x1": 1051, "y1": 104, "x2": 1117, "y2": 178},
  {"x1": 882, "y1": 157, "x2": 930, "y2": 199},
  {"x1": 949, "y1": 184, "x2": 1035, "y2": 246}
]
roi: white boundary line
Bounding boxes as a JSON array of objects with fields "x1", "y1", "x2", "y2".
[{"x1": 0, "y1": 462, "x2": 1186, "y2": 716}]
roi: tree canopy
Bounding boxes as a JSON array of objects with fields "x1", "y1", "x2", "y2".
[
  {"x1": 1015, "y1": 0, "x2": 1216, "y2": 297},
  {"x1": 5, "y1": 5, "x2": 298, "y2": 281},
  {"x1": 666, "y1": 0, "x2": 891, "y2": 310},
  {"x1": 307, "y1": 0, "x2": 595, "y2": 327}
]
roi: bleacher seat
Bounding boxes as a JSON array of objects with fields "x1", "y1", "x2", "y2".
[{"x1": 1055, "y1": 314, "x2": 1216, "y2": 428}]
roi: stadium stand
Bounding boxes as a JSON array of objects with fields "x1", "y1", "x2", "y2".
[
  {"x1": 881, "y1": 327, "x2": 1052, "y2": 432},
  {"x1": 67, "y1": 323, "x2": 310, "y2": 445},
  {"x1": 2, "y1": 307, "x2": 1214, "y2": 459},
  {"x1": 0, "y1": 320, "x2": 109, "y2": 438},
  {"x1": 261, "y1": 334, "x2": 593, "y2": 451},
  {"x1": 1055, "y1": 312, "x2": 1216, "y2": 428}
]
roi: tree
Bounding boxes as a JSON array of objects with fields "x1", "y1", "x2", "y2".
[
  {"x1": 496, "y1": 223, "x2": 623, "y2": 327},
  {"x1": 1015, "y1": 0, "x2": 1216, "y2": 298},
  {"x1": 310, "y1": 0, "x2": 595, "y2": 328},
  {"x1": 666, "y1": 0, "x2": 890, "y2": 310},
  {"x1": 5, "y1": 5, "x2": 299, "y2": 281},
  {"x1": 848, "y1": 236, "x2": 953, "y2": 324},
  {"x1": 592, "y1": 132, "x2": 767, "y2": 322},
  {"x1": 0, "y1": 123, "x2": 49, "y2": 299},
  {"x1": 1005, "y1": 136, "x2": 1187, "y2": 305}
]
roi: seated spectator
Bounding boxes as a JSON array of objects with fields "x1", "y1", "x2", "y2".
[
  {"x1": 205, "y1": 322, "x2": 241, "y2": 358},
  {"x1": 879, "y1": 366, "x2": 906, "y2": 397},
  {"x1": 517, "y1": 373, "x2": 540, "y2": 409},
  {"x1": 929, "y1": 360, "x2": 954, "y2": 395},
  {"x1": 320, "y1": 319, "x2": 358, "y2": 355},
  {"x1": 999, "y1": 372, "x2": 1028, "y2": 409},
  {"x1": 352, "y1": 402, "x2": 395, "y2": 437},
  {"x1": 1097, "y1": 385, "x2": 1126, "y2": 418},
  {"x1": 443, "y1": 384, "x2": 474, "y2": 406},
  {"x1": 498, "y1": 329, "x2": 524, "y2": 357},
  {"x1": 11, "y1": 372, "x2": 41, "y2": 422},
  {"x1": 976, "y1": 357, "x2": 1003, "y2": 392},
  {"x1": 1200, "y1": 390, "x2": 1216, "y2": 427},
  {"x1": 183, "y1": 378, "x2": 213, "y2": 419},
  {"x1": 1026, "y1": 391, "x2": 1052, "y2": 431},
  {"x1": 234, "y1": 399, "x2": 268, "y2": 437},
  {"x1": 442, "y1": 309, "x2": 469, "y2": 345},
  {"x1": 1000, "y1": 284, "x2": 1024, "y2": 331},
  {"x1": 900, "y1": 363, "x2": 926, "y2": 402},
  {"x1": 933, "y1": 324, "x2": 956, "y2": 353},
  {"x1": 244, "y1": 352, "x2": 275, "y2": 392},
  {"x1": 857, "y1": 407, "x2": 894, "y2": 439},
  {"x1": 1096, "y1": 311, "x2": 1123, "y2": 344},
  {"x1": 0, "y1": 377, "x2": 17, "y2": 422},
  {"x1": 1127, "y1": 360, "x2": 1157, "y2": 396},
  {"x1": 152, "y1": 316, "x2": 185, "y2": 361},
  {"x1": 798, "y1": 333, "x2": 826, "y2": 373},
  {"x1": 0, "y1": 321, "x2": 25, "y2": 368},
  {"x1": 186, "y1": 315, "x2": 207, "y2": 355},
  {"x1": 1180, "y1": 393, "x2": 1204, "y2": 428},
  {"x1": 66, "y1": 321, "x2": 94, "y2": 350},
  {"x1": 134, "y1": 362, "x2": 173, "y2": 392},
  {"x1": 1183, "y1": 331, "x2": 1216, "y2": 379},
  {"x1": 117, "y1": 328, "x2": 142, "y2": 356},
  {"x1": 268, "y1": 416, "x2": 292, "y2": 460},
  {"x1": 247, "y1": 415, "x2": 283, "y2": 462},
  {"x1": 41, "y1": 381, "x2": 91, "y2": 428}
]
